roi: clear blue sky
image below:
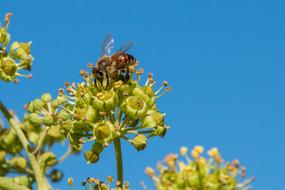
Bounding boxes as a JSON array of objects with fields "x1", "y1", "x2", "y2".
[{"x1": 1, "y1": 1, "x2": 284, "y2": 189}]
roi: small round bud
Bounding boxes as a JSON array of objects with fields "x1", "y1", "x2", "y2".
[
  {"x1": 49, "y1": 169, "x2": 63, "y2": 182},
  {"x1": 43, "y1": 115, "x2": 54, "y2": 126},
  {"x1": 132, "y1": 134, "x2": 147, "y2": 151},
  {"x1": 93, "y1": 121, "x2": 115, "y2": 144},
  {"x1": 29, "y1": 113, "x2": 42, "y2": 126},
  {"x1": 41, "y1": 93, "x2": 52, "y2": 103},
  {"x1": 32, "y1": 99, "x2": 44, "y2": 111},
  {"x1": 1, "y1": 57, "x2": 17, "y2": 76},
  {"x1": 141, "y1": 110, "x2": 165, "y2": 129},
  {"x1": 151, "y1": 125, "x2": 168, "y2": 137},
  {"x1": 47, "y1": 125, "x2": 62, "y2": 139},
  {"x1": 9, "y1": 157, "x2": 27, "y2": 171}
]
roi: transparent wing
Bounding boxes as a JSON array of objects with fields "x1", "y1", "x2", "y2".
[
  {"x1": 101, "y1": 33, "x2": 115, "y2": 56},
  {"x1": 110, "y1": 41, "x2": 133, "y2": 62}
]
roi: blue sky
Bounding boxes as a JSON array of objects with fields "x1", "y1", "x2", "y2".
[{"x1": 0, "y1": 0, "x2": 284, "y2": 189}]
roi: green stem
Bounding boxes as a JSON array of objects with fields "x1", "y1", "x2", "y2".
[
  {"x1": 0, "y1": 177, "x2": 31, "y2": 190},
  {"x1": 0, "y1": 101, "x2": 49, "y2": 190},
  {"x1": 114, "y1": 138, "x2": 123, "y2": 187},
  {"x1": 32, "y1": 127, "x2": 50, "y2": 155}
]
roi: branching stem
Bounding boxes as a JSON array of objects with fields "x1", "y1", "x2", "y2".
[{"x1": 0, "y1": 101, "x2": 50, "y2": 190}]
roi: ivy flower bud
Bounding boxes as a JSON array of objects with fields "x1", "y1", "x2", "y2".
[
  {"x1": 0, "y1": 28, "x2": 10, "y2": 46},
  {"x1": 51, "y1": 96, "x2": 66, "y2": 109},
  {"x1": 93, "y1": 121, "x2": 115, "y2": 144},
  {"x1": 85, "y1": 106, "x2": 98, "y2": 122},
  {"x1": 121, "y1": 96, "x2": 147, "y2": 119},
  {"x1": 93, "y1": 90, "x2": 118, "y2": 111},
  {"x1": 28, "y1": 132, "x2": 39, "y2": 144},
  {"x1": 132, "y1": 134, "x2": 147, "y2": 151},
  {"x1": 43, "y1": 115, "x2": 54, "y2": 126},
  {"x1": 0, "y1": 57, "x2": 17, "y2": 76},
  {"x1": 9, "y1": 157, "x2": 27, "y2": 171},
  {"x1": 141, "y1": 110, "x2": 165, "y2": 128},
  {"x1": 2, "y1": 130, "x2": 17, "y2": 146},
  {"x1": 29, "y1": 113, "x2": 42, "y2": 126},
  {"x1": 10, "y1": 41, "x2": 32, "y2": 60},
  {"x1": 32, "y1": 99, "x2": 44, "y2": 111},
  {"x1": 0, "y1": 58, "x2": 19, "y2": 82},
  {"x1": 41, "y1": 93, "x2": 52, "y2": 103},
  {"x1": 151, "y1": 125, "x2": 168, "y2": 137},
  {"x1": 39, "y1": 152, "x2": 57, "y2": 167},
  {"x1": 49, "y1": 169, "x2": 63, "y2": 182},
  {"x1": 47, "y1": 125, "x2": 62, "y2": 139}
]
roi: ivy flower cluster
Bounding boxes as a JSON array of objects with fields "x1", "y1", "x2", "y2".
[
  {"x1": 67, "y1": 176, "x2": 129, "y2": 190},
  {"x1": 0, "y1": 13, "x2": 33, "y2": 82},
  {"x1": 57, "y1": 65, "x2": 170, "y2": 163},
  {"x1": 145, "y1": 146, "x2": 254, "y2": 190},
  {"x1": 0, "y1": 93, "x2": 73, "y2": 188}
]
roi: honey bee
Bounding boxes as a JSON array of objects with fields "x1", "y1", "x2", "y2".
[{"x1": 92, "y1": 33, "x2": 138, "y2": 84}]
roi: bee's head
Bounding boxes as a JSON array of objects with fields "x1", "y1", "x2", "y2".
[{"x1": 96, "y1": 56, "x2": 111, "y2": 69}]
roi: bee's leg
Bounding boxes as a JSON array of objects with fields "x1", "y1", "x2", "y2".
[{"x1": 125, "y1": 69, "x2": 130, "y2": 82}]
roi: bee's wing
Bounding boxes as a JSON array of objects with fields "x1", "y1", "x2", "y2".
[
  {"x1": 110, "y1": 41, "x2": 133, "y2": 62},
  {"x1": 101, "y1": 33, "x2": 115, "y2": 56}
]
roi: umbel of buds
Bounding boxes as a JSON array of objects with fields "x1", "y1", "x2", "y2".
[
  {"x1": 49, "y1": 63, "x2": 171, "y2": 164},
  {"x1": 146, "y1": 146, "x2": 255, "y2": 190},
  {"x1": 0, "y1": 13, "x2": 33, "y2": 83}
]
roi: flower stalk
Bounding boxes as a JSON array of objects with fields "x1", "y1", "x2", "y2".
[{"x1": 114, "y1": 138, "x2": 123, "y2": 188}]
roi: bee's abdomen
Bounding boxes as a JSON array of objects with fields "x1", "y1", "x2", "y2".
[{"x1": 117, "y1": 54, "x2": 136, "y2": 69}]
